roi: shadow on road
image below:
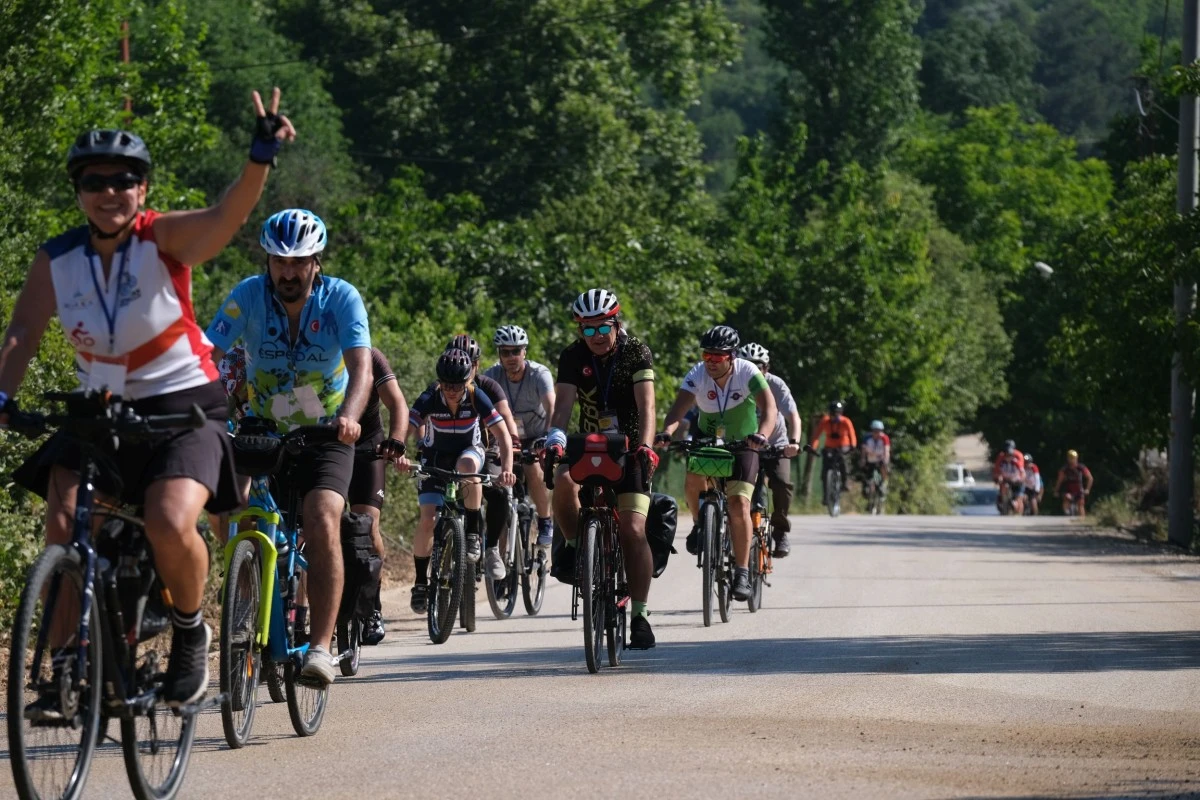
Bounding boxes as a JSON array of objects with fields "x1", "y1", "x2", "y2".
[{"x1": 353, "y1": 629, "x2": 1200, "y2": 683}]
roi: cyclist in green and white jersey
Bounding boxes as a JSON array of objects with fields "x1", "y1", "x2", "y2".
[{"x1": 656, "y1": 326, "x2": 776, "y2": 601}]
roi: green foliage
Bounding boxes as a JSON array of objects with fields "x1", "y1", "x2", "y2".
[{"x1": 920, "y1": 13, "x2": 1042, "y2": 115}]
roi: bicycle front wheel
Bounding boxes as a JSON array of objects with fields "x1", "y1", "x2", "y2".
[
  {"x1": 220, "y1": 539, "x2": 262, "y2": 749},
  {"x1": 120, "y1": 644, "x2": 199, "y2": 799},
  {"x1": 284, "y1": 607, "x2": 328, "y2": 737},
  {"x1": 428, "y1": 518, "x2": 465, "y2": 644},
  {"x1": 748, "y1": 528, "x2": 764, "y2": 613},
  {"x1": 460, "y1": 561, "x2": 478, "y2": 633},
  {"x1": 700, "y1": 502, "x2": 717, "y2": 627},
  {"x1": 521, "y1": 516, "x2": 547, "y2": 616},
  {"x1": 580, "y1": 518, "x2": 605, "y2": 674},
  {"x1": 825, "y1": 470, "x2": 841, "y2": 517},
  {"x1": 8, "y1": 545, "x2": 101, "y2": 800}
]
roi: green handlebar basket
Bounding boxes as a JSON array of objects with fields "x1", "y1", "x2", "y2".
[{"x1": 687, "y1": 446, "x2": 735, "y2": 478}]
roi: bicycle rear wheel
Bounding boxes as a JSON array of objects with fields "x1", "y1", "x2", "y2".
[
  {"x1": 8, "y1": 545, "x2": 101, "y2": 800},
  {"x1": 220, "y1": 540, "x2": 261, "y2": 749},
  {"x1": 120, "y1": 641, "x2": 199, "y2": 799},
  {"x1": 606, "y1": 540, "x2": 626, "y2": 668},
  {"x1": 428, "y1": 518, "x2": 465, "y2": 644},
  {"x1": 580, "y1": 518, "x2": 605, "y2": 674},
  {"x1": 336, "y1": 617, "x2": 361, "y2": 678},
  {"x1": 700, "y1": 502, "x2": 717, "y2": 627},
  {"x1": 521, "y1": 516, "x2": 547, "y2": 616},
  {"x1": 264, "y1": 661, "x2": 286, "y2": 703},
  {"x1": 717, "y1": 519, "x2": 732, "y2": 623}
]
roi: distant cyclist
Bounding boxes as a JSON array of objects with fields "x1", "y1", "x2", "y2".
[
  {"x1": 861, "y1": 420, "x2": 891, "y2": 495},
  {"x1": 544, "y1": 289, "x2": 659, "y2": 649},
  {"x1": 991, "y1": 439, "x2": 1026, "y2": 515},
  {"x1": 207, "y1": 208, "x2": 372, "y2": 686},
  {"x1": 1023, "y1": 452, "x2": 1044, "y2": 515},
  {"x1": 658, "y1": 326, "x2": 776, "y2": 601},
  {"x1": 739, "y1": 343, "x2": 800, "y2": 555},
  {"x1": 402, "y1": 349, "x2": 516, "y2": 613},
  {"x1": 483, "y1": 325, "x2": 556, "y2": 554},
  {"x1": 1055, "y1": 449, "x2": 1093, "y2": 516},
  {"x1": 0, "y1": 88, "x2": 295, "y2": 709},
  {"x1": 348, "y1": 347, "x2": 409, "y2": 645},
  {"x1": 809, "y1": 401, "x2": 856, "y2": 497}
]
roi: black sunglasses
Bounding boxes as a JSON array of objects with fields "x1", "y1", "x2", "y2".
[
  {"x1": 77, "y1": 172, "x2": 144, "y2": 194},
  {"x1": 440, "y1": 381, "x2": 466, "y2": 392},
  {"x1": 499, "y1": 347, "x2": 524, "y2": 357}
]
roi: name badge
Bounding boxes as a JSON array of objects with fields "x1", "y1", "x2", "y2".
[
  {"x1": 86, "y1": 354, "x2": 129, "y2": 397},
  {"x1": 598, "y1": 409, "x2": 619, "y2": 433}
]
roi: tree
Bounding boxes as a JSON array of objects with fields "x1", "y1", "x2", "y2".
[{"x1": 920, "y1": 13, "x2": 1041, "y2": 115}]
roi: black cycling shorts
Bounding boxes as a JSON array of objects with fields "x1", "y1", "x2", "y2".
[
  {"x1": 348, "y1": 447, "x2": 387, "y2": 509},
  {"x1": 275, "y1": 440, "x2": 355, "y2": 503}
]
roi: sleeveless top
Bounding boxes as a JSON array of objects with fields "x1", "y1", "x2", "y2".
[{"x1": 44, "y1": 210, "x2": 218, "y2": 400}]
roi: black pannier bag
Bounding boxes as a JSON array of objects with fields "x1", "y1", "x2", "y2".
[
  {"x1": 339, "y1": 511, "x2": 382, "y2": 620},
  {"x1": 646, "y1": 492, "x2": 678, "y2": 578}
]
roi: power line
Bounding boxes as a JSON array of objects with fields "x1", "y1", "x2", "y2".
[
  {"x1": 346, "y1": 148, "x2": 741, "y2": 167},
  {"x1": 207, "y1": 1, "x2": 668, "y2": 73}
]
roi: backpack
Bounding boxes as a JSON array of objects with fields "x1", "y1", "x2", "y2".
[
  {"x1": 646, "y1": 493, "x2": 678, "y2": 578},
  {"x1": 339, "y1": 511, "x2": 382, "y2": 620}
]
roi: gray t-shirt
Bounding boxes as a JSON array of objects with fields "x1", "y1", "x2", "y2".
[
  {"x1": 762, "y1": 372, "x2": 798, "y2": 448},
  {"x1": 483, "y1": 360, "x2": 554, "y2": 440}
]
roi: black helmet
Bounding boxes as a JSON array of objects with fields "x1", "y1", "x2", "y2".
[
  {"x1": 700, "y1": 325, "x2": 739, "y2": 352},
  {"x1": 437, "y1": 349, "x2": 473, "y2": 382},
  {"x1": 67, "y1": 129, "x2": 152, "y2": 180},
  {"x1": 829, "y1": 400, "x2": 845, "y2": 415},
  {"x1": 446, "y1": 334, "x2": 481, "y2": 364}
]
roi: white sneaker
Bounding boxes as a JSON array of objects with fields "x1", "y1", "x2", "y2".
[
  {"x1": 485, "y1": 547, "x2": 507, "y2": 580},
  {"x1": 300, "y1": 645, "x2": 335, "y2": 686}
]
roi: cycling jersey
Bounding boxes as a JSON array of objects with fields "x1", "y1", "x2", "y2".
[
  {"x1": 680, "y1": 358, "x2": 768, "y2": 441},
  {"x1": 993, "y1": 451, "x2": 1025, "y2": 482},
  {"x1": 556, "y1": 333, "x2": 654, "y2": 444},
  {"x1": 862, "y1": 432, "x2": 891, "y2": 464},
  {"x1": 358, "y1": 347, "x2": 397, "y2": 444},
  {"x1": 483, "y1": 360, "x2": 553, "y2": 439},
  {"x1": 45, "y1": 210, "x2": 218, "y2": 399},
  {"x1": 762, "y1": 373, "x2": 798, "y2": 448},
  {"x1": 810, "y1": 415, "x2": 857, "y2": 450},
  {"x1": 206, "y1": 273, "x2": 371, "y2": 432},
  {"x1": 410, "y1": 383, "x2": 502, "y2": 457},
  {"x1": 1058, "y1": 463, "x2": 1091, "y2": 488},
  {"x1": 1024, "y1": 465, "x2": 1043, "y2": 493},
  {"x1": 424, "y1": 373, "x2": 507, "y2": 448}
]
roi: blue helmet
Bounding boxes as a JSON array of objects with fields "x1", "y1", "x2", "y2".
[{"x1": 259, "y1": 209, "x2": 327, "y2": 257}]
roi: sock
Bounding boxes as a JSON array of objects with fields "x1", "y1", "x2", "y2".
[
  {"x1": 465, "y1": 508, "x2": 483, "y2": 535},
  {"x1": 538, "y1": 516, "x2": 552, "y2": 531},
  {"x1": 171, "y1": 607, "x2": 202, "y2": 630},
  {"x1": 632, "y1": 601, "x2": 649, "y2": 618},
  {"x1": 414, "y1": 556, "x2": 430, "y2": 585}
]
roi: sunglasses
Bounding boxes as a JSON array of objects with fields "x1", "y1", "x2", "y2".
[
  {"x1": 77, "y1": 173, "x2": 143, "y2": 194},
  {"x1": 440, "y1": 381, "x2": 466, "y2": 392},
  {"x1": 702, "y1": 351, "x2": 732, "y2": 363},
  {"x1": 580, "y1": 324, "x2": 614, "y2": 337},
  {"x1": 499, "y1": 347, "x2": 524, "y2": 357}
]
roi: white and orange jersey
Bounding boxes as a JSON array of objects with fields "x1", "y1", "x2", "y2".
[
  {"x1": 862, "y1": 432, "x2": 891, "y2": 464},
  {"x1": 45, "y1": 210, "x2": 217, "y2": 400}
]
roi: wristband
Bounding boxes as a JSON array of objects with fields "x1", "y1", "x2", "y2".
[
  {"x1": 788, "y1": 438, "x2": 798, "y2": 445},
  {"x1": 249, "y1": 112, "x2": 284, "y2": 166},
  {"x1": 546, "y1": 428, "x2": 567, "y2": 450}
]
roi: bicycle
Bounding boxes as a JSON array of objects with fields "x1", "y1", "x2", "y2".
[
  {"x1": 864, "y1": 462, "x2": 886, "y2": 516},
  {"x1": 5, "y1": 391, "x2": 221, "y2": 800},
  {"x1": 485, "y1": 446, "x2": 547, "y2": 619},
  {"x1": 748, "y1": 446, "x2": 786, "y2": 613},
  {"x1": 410, "y1": 466, "x2": 494, "y2": 643},
  {"x1": 218, "y1": 420, "x2": 348, "y2": 748},
  {"x1": 808, "y1": 445, "x2": 844, "y2": 518}
]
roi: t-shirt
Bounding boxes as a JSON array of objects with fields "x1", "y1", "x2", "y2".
[
  {"x1": 556, "y1": 333, "x2": 655, "y2": 445},
  {"x1": 762, "y1": 373, "x2": 797, "y2": 448},
  {"x1": 810, "y1": 415, "x2": 857, "y2": 450},
  {"x1": 993, "y1": 451, "x2": 1026, "y2": 482},
  {"x1": 409, "y1": 384, "x2": 502, "y2": 457},
  {"x1": 483, "y1": 360, "x2": 554, "y2": 439},
  {"x1": 1024, "y1": 465, "x2": 1043, "y2": 492},
  {"x1": 681, "y1": 358, "x2": 769, "y2": 442},
  {"x1": 358, "y1": 347, "x2": 397, "y2": 444},
  {"x1": 206, "y1": 274, "x2": 371, "y2": 432},
  {"x1": 862, "y1": 432, "x2": 891, "y2": 464}
]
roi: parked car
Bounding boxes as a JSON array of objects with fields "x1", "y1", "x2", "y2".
[
  {"x1": 945, "y1": 463, "x2": 977, "y2": 488},
  {"x1": 954, "y1": 486, "x2": 1000, "y2": 516}
]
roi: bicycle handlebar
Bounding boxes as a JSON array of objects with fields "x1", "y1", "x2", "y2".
[
  {"x1": 4, "y1": 393, "x2": 208, "y2": 440},
  {"x1": 410, "y1": 465, "x2": 496, "y2": 486}
]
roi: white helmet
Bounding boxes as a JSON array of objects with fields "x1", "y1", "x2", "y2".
[
  {"x1": 739, "y1": 342, "x2": 769, "y2": 365},
  {"x1": 259, "y1": 208, "x2": 328, "y2": 258},
  {"x1": 572, "y1": 288, "x2": 621, "y2": 321},
  {"x1": 494, "y1": 325, "x2": 529, "y2": 347}
]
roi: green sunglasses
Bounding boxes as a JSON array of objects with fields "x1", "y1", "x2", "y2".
[{"x1": 580, "y1": 323, "x2": 614, "y2": 337}]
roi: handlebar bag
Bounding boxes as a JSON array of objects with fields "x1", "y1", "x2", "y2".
[{"x1": 566, "y1": 432, "x2": 627, "y2": 486}]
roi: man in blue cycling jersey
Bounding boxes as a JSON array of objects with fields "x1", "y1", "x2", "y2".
[{"x1": 206, "y1": 208, "x2": 371, "y2": 686}]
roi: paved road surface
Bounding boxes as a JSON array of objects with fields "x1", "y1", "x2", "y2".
[{"x1": 5, "y1": 515, "x2": 1200, "y2": 799}]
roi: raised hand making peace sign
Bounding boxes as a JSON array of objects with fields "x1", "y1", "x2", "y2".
[{"x1": 249, "y1": 87, "x2": 297, "y2": 167}]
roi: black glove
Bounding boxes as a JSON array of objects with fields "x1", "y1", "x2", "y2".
[
  {"x1": 543, "y1": 446, "x2": 562, "y2": 490},
  {"x1": 653, "y1": 431, "x2": 671, "y2": 447},
  {"x1": 375, "y1": 438, "x2": 406, "y2": 460},
  {"x1": 249, "y1": 112, "x2": 286, "y2": 166}
]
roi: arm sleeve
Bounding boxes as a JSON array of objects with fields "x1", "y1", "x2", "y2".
[
  {"x1": 845, "y1": 419, "x2": 858, "y2": 448},
  {"x1": 205, "y1": 281, "x2": 251, "y2": 350},
  {"x1": 337, "y1": 284, "x2": 371, "y2": 350}
]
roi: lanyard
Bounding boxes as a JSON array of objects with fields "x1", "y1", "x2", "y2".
[
  {"x1": 712, "y1": 364, "x2": 735, "y2": 423},
  {"x1": 87, "y1": 244, "x2": 131, "y2": 355},
  {"x1": 503, "y1": 365, "x2": 527, "y2": 410},
  {"x1": 591, "y1": 339, "x2": 623, "y2": 410}
]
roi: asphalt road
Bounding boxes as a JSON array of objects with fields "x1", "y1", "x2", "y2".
[{"x1": 5, "y1": 514, "x2": 1200, "y2": 799}]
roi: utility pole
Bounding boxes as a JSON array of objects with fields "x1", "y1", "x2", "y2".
[
  {"x1": 121, "y1": 20, "x2": 133, "y2": 124},
  {"x1": 1170, "y1": 0, "x2": 1199, "y2": 548}
]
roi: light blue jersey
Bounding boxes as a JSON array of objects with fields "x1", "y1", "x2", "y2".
[{"x1": 206, "y1": 274, "x2": 370, "y2": 431}]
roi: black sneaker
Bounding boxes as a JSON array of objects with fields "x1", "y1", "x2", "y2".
[
  {"x1": 410, "y1": 584, "x2": 428, "y2": 614},
  {"x1": 465, "y1": 533, "x2": 482, "y2": 563},
  {"x1": 629, "y1": 615, "x2": 656, "y2": 649},
  {"x1": 731, "y1": 569, "x2": 752, "y2": 602},
  {"x1": 363, "y1": 610, "x2": 385, "y2": 646},
  {"x1": 772, "y1": 532, "x2": 791, "y2": 558},
  {"x1": 549, "y1": 541, "x2": 576, "y2": 585},
  {"x1": 24, "y1": 691, "x2": 66, "y2": 723},
  {"x1": 164, "y1": 623, "x2": 212, "y2": 708},
  {"x1": 685, "y1": 524, "x2": 701, "y2": 556}
]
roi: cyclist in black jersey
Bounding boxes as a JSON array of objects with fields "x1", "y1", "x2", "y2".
[
  {"x1": 348, "y1": 347, "x2": 408, "y2": 644},
  {"x1": 544, "y1": 289, "x2": 659, "y2": 649}
]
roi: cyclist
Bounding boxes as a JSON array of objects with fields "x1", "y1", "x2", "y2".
[
  {"x1": 809, "y1": 401, "x2": 856, "y2": 499},
  {"x1": 991, "y1": 439, "x2": 1026, "y2": 515},
  {"x1": 402, "y1": 349, "x2": 516, "y2": 613},
  {"x1": 658, "y1": 326, "x2": 776, "y2": 602},
  {"x1": 443, "y1": 334, "x2": 521, "y2": 579},
  {"x1": 348, "y1": 347, "x2": 409, "y2": 645},
  {"x1": 861, "y1": 420, "x2": 891, "y2": 497},
  {"x1": 1055, "y1": 449, "x2": 1094, "y2": 516},
  {"x1": 739, "y1": 343, "x2": 801, "y2": 557},
  {"x1": 544, "y1": 289, "x2": 659, "y2": 649},
  {"x1": 483, "y1": 325, "x2": 556, "y2": 555},
  {"x1": 1023, "y1": 452, "x2": 1044, "y2": 515},
  {"x1": 207, "y1": 207, "x2": 372, "y2": 686},
  {"x1": 0, "y1": 89, "x2": 295, "y2": 709}
]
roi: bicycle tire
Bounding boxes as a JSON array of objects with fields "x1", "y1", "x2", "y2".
[
  {"x1": 461, "y1": 561, "x2": 477, "y2": 632},
  {"x1": 120, "y1": 642, "x2": 199, "y2": 799},
  {"x1": 427, "y1": 517, "x2": 465, "y2": 644},
  {"x1": 220, "y1": 540, "x2": 262, "y2": 749},
  {"x1": 486, "y1": 528, "x2": 519, "y2": 620},
  {"x1": 717, "y1": 517, "x2": 732, "y2": 623},
  {"x1": 521, "y1": 515, "x2": 547, "y2": 616},
  {"x1": 606, "y1": 544, "x2": 625, "y2": 668},
  {"x1": 748, "y1": 527, "x2": 764, "y2": 613},
  {"x1": 336, "y1": 617, "x2": 361, "y2": 678},
  {"x1": 264, "y1": 661, "x2": 286, "y2": 703},
  {"x1": 700, "y1": 501, "x2": 717, "y2": 627},
  {"x1": 825, "y1": 469, "x2": 841, "y2": 517},
  {"x1": 283, "y1": 659, "x2": 328, "y2": 737},
  {"x1": 580, "y1": 518, "x2": 605, "y2": 674},
  {"x1": 8, "y1": 545, "x2": 101, "y2": 800}
]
